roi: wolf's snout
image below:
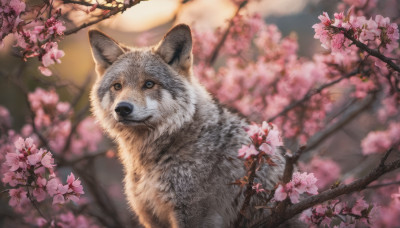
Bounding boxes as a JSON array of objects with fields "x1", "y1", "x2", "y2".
[{"x1": 115, "y1": 102, "x2": 133, "y2": 117}]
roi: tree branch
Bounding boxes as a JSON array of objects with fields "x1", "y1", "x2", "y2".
[
  {"x1": 251, "y1": 148, "x2": 400, "y2": 228},
  {"x1": 63, "y1": 0, "x2": 144, "y2": 36}
]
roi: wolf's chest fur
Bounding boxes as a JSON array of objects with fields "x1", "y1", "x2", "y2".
[{"x1": 89, "y1": 24, "x2": 285, "y2": 227}]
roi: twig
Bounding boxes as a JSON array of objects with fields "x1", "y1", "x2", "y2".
[
  {"x1": 268, "y1": 69, "x2": 359, "y2": 122},
  {"x1": 206, "y1": 0, "x2": 248, "y2": 66},
  {"x1": 251, "y1": 149, "x2": 400, "y2": 228}
]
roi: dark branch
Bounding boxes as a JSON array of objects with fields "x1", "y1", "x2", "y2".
[{"x1": 64, "y1": 0, "x2": 144, "y2": 36}]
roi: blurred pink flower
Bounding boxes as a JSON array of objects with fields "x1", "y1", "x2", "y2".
[
  {"x1": 352, "y1": 198, "x2": 369, "y2": 216},
  {"x1": 238, "y1": 144, "x2": 258, "y2": 159}
]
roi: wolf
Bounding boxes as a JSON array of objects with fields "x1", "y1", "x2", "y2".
[{"x1": 88, "y1": 24, "x2": 285, "y2": 227}]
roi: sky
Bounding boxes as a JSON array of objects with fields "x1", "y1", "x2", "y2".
[{"x1": 105, "y1": 0, "x2": 317, "y2": 32}]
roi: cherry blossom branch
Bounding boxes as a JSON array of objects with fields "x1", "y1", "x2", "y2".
[
  {"x1": 251, "y1": 148, "x2": 400, "y2": 228},
  {"x1": 334, "y1": 26, "x2": 400, "y2": 73},
  {"x1": 206, "y1": 0, "x2": 248, "y2": 66},
  {"x1": 64, "y1": 5, "x2": 133, "y2": 35},
  {"x1": 268, "y1": 69, "x2": 360, "y2": 122},
  {"x1": 367, "y1": 180, "x2": 400, "y2": 189}
]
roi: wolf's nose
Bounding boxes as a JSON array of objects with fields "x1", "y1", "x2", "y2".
[{"x1": 115, "y1": 102, "x2": 133, "y2": 117}]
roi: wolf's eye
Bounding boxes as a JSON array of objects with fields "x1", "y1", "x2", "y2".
[
  {"x1": 113, "y1": 83, "x2": 122, "y2": 91},
  {"x1": 144, "y1": 80, "x2": 155, "y2": 89}
]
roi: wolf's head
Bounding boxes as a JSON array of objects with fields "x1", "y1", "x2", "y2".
[{"x1": 89, "y1": 24, "x2": 198, "y2": 139}]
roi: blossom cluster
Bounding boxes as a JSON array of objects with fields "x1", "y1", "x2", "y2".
[
  {"x1": 299, "y1": 198, "x2": 376, "y2": 227},
  {"x1": 15, "y1": 14, "x2": 66, "y2": 76},
  {"x1": 0, "y1": 0, "x2": 26, "y2": 47},
  {"x1": 274, "y1": 172, "x2": 318, "y2": 204},
  {"x1": 223, "y1": 14, "x2": 264, "y2": 56},
  {"x1": 361, "y1": 122, "x2": 400, "y2": 155},
  {"x1": 2, "y1": 137, "x2": 84, "y2": 207},
  {"x1": 238, "y1": 121, "x2": 283, "y2": 159},
  {"x1": 0, "y1": 0, "x2": 66, "y2": 76},
  {"x1": 24, "y1": 88, "x2": 102, "y2": 155},
  {"x1": 313, "y1": 11, "x2": 399, "y2": 55}
]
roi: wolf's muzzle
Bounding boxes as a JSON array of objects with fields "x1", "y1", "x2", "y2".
[{"x1": 115, "y1": 102, "x2": 133, "y2": 117}]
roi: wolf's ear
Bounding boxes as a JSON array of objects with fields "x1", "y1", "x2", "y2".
[
  {"x1": 155, "y1": 24, "x2": 193, "y2": 77},
  {"x1": 88, "y1": 30, "x2": 125, "y2": 76}
]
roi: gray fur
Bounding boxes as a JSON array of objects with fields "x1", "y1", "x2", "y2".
[{"x1": 89, "y1": 24, "x2": 286, "y2": 228}]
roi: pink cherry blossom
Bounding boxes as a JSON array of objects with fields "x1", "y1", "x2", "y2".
[
  {"x1": 299, "y1": 157, "x2": 341, "y2": 189},
  {"x1": 53, "y1": 194, "x2": 65, "y2": 205},
  {"x1": 5, "y1": 152, "x2": 20, "y2": 171},
  {"x1": 9, "y1": 187, "x2": 28, "y2": 208},
  {"x1": 3, "y1": 137, "x2": 83, "y2": 211},
  {"x1": 352, "y1": 198, "x2": 369, "y2": 216},
  {"x1": 66, "y1": 173, "x2": 84, "y2": 195},
  {"x1": 238, "y1": 144, "x2": 259, "y2": 159},
  {"x1": 41, "y1": 42, "x2": 65, "y2": 68},
  {"x1": 361, "y1": 129, "x2": 392, "y2": 154},
  {"x1": 252, "y1": 183, "x2": 266, "y2": 194},
  {"x1": 41, "y1": 152, "x2": 54, "y2": 169},
  {"x1": 274, "y1": 184, "x2": 287, "y2": 201}
]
